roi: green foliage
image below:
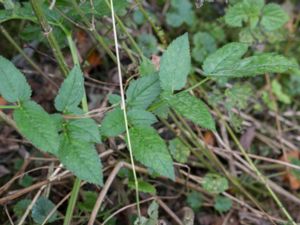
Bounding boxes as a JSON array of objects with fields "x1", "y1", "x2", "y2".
[
  {"x1": 78, "y1": 191, "x2": 98, "y2": 212},
  {"x1": 203, "y1": 43, "x2": 295, "y2": 77},
  {"x1": 261, "y1": 4, "x2": 289, "y2": 31},
  {"x1": 166, "y1": 0, "x2": 195, "y2": 27},
  {"x1": 58, "y1": 136, "x2": 103, "y2": 185},
  {"x1": 159, "y1": 33, "x2": 191, "y2": 92},
  {"x1": 138, "y1": 33, "x2": 158, "y2": 57},
  {"x1": 67, "y1": 118, "x2": 101, "y2": 143},
  {"x1": 290, "y1": 158, "x2": 300, "y2": 180},
  {"x1": 126, "y1": 75, "x2": 161, "y2": 109},
  {"x1": 135, "y1": 201, "x2": 159, "y2": 225},
  {"x1": 272, "y1": 80, "x2": 291, "y2": 104},
  {"x1": 130, "y1": 126, "x2": 175, "y2": 180},
  {"x1": 128, "y1": 109, "x2": 157, "y2": 127},
  {"x1": 14, "y1": 100, "x2": 60, "y2": 154},
  {"x1": 101, "y1": 107, "x2": 125, "y2": 137},
  {"x1": 192, "y1": 32, "x2": 217, "y2": 63},
  {"x1": 108, "y1": 94, "x2": 121, "y2": 105},
  {"x1": 128, "y1": 179, "x2": 156, "y2": 194},
  {"x1": 31, "y1": 196, "x2": 58, "y2": 224},
  {"x1": 214, "y1": 196, "x2": 233, "y2": 213},
  {"x1": 54, "y1": 65, "x2": 84, "y2": 112},
  {"x1": 139, "y1": 57, "x2": 157, "y2": 77},
  {"x1": 0, "y1": 55, "x2": 31, "y2": 103},
  {"x1": 13, "y1": 199, "x2": 31, "y2": 218},
  {"x1": 169, "y1": 138, "x2": 190, "y2": 163},
  {"x1": 167, "y1": 92, "x2": 216, "y2": 130},
  {"x1": 202, "y1": 173, "x2": 229, "y2": 194},
  {"x1": 187, "y1": 191, "x2": 203, "y2": 212}
]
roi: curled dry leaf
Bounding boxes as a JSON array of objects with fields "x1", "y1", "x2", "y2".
[{"x1": 280, "y1": 150, "x2": 300, "y2": 190}]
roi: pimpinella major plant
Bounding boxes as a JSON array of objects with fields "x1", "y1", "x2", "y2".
[{"x1": 0, "y1": 29, "x2": 296, "y2": 185}]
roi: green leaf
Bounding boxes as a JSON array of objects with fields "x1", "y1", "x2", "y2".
[
  {"x1": 130, "y1": 126, "x2": 175, "y2": 180},
  {"x1": 55, "y1": 65, "x2": 84, "y2": 112},
  {"x1": 58, "y1": 137, "x2": 103, "y2": 185},
  {"x1": 214, "y1": 196, "x2": 233, "y2": 213},
  {"x1": 192, "y1": 32, "x2": 217, "y2": 63},
  {"x1": 108, "y1": 94, "x2": 121, "y2": 105},
  {"x1": 31, "y1": 196, "x2": 58, "y2": 224},
  {"x1": 203, "y1": 43, "x2": 296, "y2": 77},
  {"x1": 128, "y1": 109, "x2": 157, "y2": 127},
  {"x1": 166, "y1": 0, "x2": 195, "y2": 27},
  {"x1": 126, "y1": 75, "x2": 161, "y2": 110},
  {"x1": 138, "y1": 33, "x2": 158, "y2": 58},
  {"x1": 202, "y1": 173, "x2": 229, "y2": 194},
  {"x1": 261, "y1": 4, "x2": 289, "y2": 31},
  {"x1": 101, "y1": 107, "x2": 125, "y2": 137},
  {"x1": 187, "y1": 191, "x2": 203, "y2": 211},
  {"x1": 128, "y1": 179, "x2": 156, "y2": 194},
  {"x1": 139, "y1": 57, "x2": 156, "y2": 77},
  {"x1": 13, "y1": 199, "x2": 31, "y2": 218},
  {"x1": 169, "y1": 138, "x2": 190, "y2": 163},
  {"x1": 14, "y1": 101, "x2": 59, "y2": 154},
  {"x1": 271, "y1": 80, "x2": 291, "y2": 104},
  {"x1": 203, "y1": 42, "x2": 249, "y2": 75},
  {"x1": 159, "y1": 33, "x2": 191, "y2": 92},
  {"x1": 78, "y1": 191, "x2": 98, "y2": 212},
  {"x1": 167, "y1": 92, "x2": 215, "y2": 130},
  {"x1": 224, "y1": 0, "x2": 264, "y2": 28},
  {"x1": 67, "y1": 118, "x2": 101, "y2": 143},
  {"x1": 0, "y1": 55, "x2": 31, "y2": 103}
]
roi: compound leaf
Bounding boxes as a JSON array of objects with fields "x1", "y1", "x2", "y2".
[
  {"x1": 130, "y1": 126, "x2": 175, "y2": 180},
  {"x1": 167, "y1": 92, "x2": 215, "y2": 130},
  {"x1": 55, "y1": 65, "x2": 84, "y2": 112},
  {"x1": 58, "y1": 137, "x2": 103, "y2": 185},
  {"x1": 159, "y1": 33, "x2": 191, "y2": 92},
  {"x1": 14, "y1": 101, "x2": 59, "y2": 154},
  {"x1": 0, "y1": 55, "x2": 31, "y2": 103},
  {"x1": 126, "y1": 75, "x2": 161, "y2": 110}
]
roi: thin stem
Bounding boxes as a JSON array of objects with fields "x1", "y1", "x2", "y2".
[
  {"x1": 30, "y1": 0, "x2": 69, "y2": 76},
  {"x1": 0, "y1": 25, "x2": 58, "y2": 88},
  {"x1": 0, "y1": 105, "x2": 19, "y2": 109},
  {"x1": 109, "y1": 0, "x2": 142, "y2": 220}
]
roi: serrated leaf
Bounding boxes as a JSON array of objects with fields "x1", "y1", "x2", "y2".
[
  {"x1": 130, "y1": 126, "x2": 175, "y2": 180},
  {"x1": 203, "y1": 43, "x2": 296, "y2": 77},
  {"x1": 0, "y1": 55, "x2": 31, "y2": 103},
  {"x1": 203, "y1": 42, "x2": 248, "y2": 75},
  {"x1": 167, "y1": 92, "x2": 215, "y2": 130},
  {"x1": 13, "y1": 199, "x2": 31, "y2": 218},
  {"x1": 261, "y1": 4, "x2": 289, "y2": 31},
  {"x1": 166, "y1": 0, "x2": 195, "y2": 27},
  {"x1": 58, "y1": 136, "x2": 103, "y2": 185},
  {"x1": 202, "y1": 173, "x2": 229, "y2": 194},
  {"x1": 192, "y1": 32, "x2": 217, "y2": 63},
  {"x1": 187, "y1": 191, "x2": 203, "y2": 211},
  {"x1": 169, "y1": 138, "x2": 190, "y2": 163},
  {"x1": 126, "y1": 75, "x2": 161, "y2": 109},
  {"x1": 128, "y1": 109, "x2": 157, "y2": 127},
  {"x1": 55, "y1": 65, "x2": 84, "y2": 112},
  {"x1": 214, "y1": 196, "x2": 232, "y2": 213},
  {"x1": 138, "y1": 33, "x2": 158, "y2": 57},
  {"x1": 14, "y1": 101, "x2": 59, "y2": 154},
  {"x1": 108, "y1": 94, "x2": 121, "y2": 105},
  {"x1": 139, "y1": 57, "x2": 157, "y2": 77},
  {"x1": 67, "y1": 118, "x2": 101, "y2": 143},
  {"x1": 101, "y1": 107, "x2": 125, "y2": 137},
  {"x1": 224, "y1": 0, "x2": 264, "y2": 28},
  {"x1": 31, "y1": 196, "x2": 58, "y2": 224},
  {"x1": 159, "y1": 33, "x2": 191, "y2": 92}
]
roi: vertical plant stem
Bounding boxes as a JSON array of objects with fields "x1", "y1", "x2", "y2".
[
  {"x1": 0, "y1": 25, "x2": 58, "y2": 88},
  {"x1": 109, "y1": 0, "x2": 142, "y2": 220},
  {"x1": 30, "y1": 0, "x2": 69, "y2": 76}
]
